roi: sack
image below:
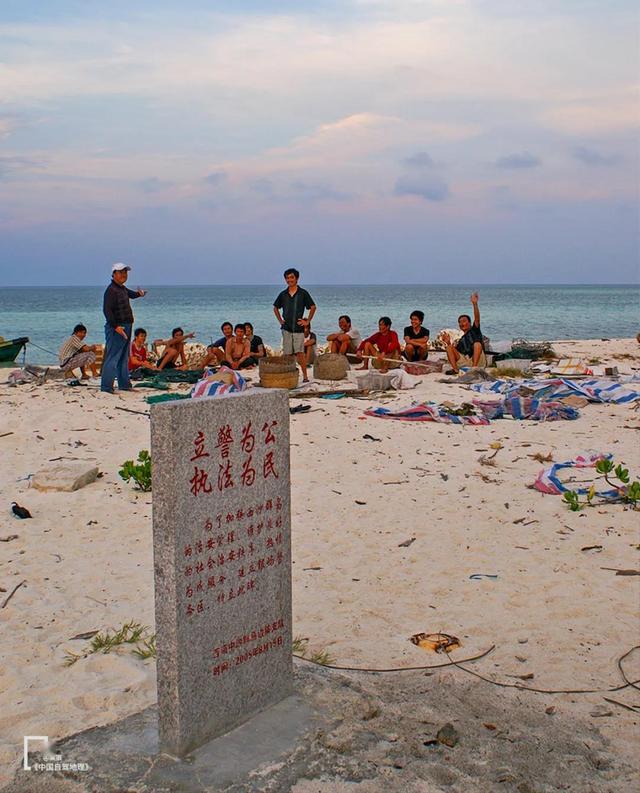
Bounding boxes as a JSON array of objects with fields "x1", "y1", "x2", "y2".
[{"x1": 191, "y1": 366, "x2": 247, "y2": 399}]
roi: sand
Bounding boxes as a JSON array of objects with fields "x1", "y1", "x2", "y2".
[{"x1": 0, "y1": 337, "x2": 639, "y2": 787}]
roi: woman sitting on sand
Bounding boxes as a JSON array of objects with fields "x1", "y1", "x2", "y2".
[
  {"x1": 223, "y1": 324, "x2": 256, "y2": 370},
  {"x1": 356, "y1": 317, "x2": 402, "y2": 374}
]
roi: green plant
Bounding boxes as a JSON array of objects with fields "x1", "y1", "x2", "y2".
[
  {"x1": 308, "y1": 649, "x2": 336, "y2": 666},
  {"x1": 563, "y1": 459, "x2": 640, "y2": 512},
  {"x1": 63, "y1": 621, "x2": 156, "y2": 666},
  {"x1": 119, "y1": 450, "x2": 152, "y2": 491},
  {"x1": 292, "y1": 635, "x2": 309, "y2": 655},
  {"x1": 292, "y1": 635, "x2": 334, "y2": 665},
  {"x1": 132, "y1": 634, "x2": 157, "y2": 660}
]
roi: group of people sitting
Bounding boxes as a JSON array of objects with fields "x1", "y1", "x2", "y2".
[
  {"x1": 324, "y1": 293, "x2": 486, "y2": 374},
  {"x1": 127, "y1": 322, "x2": 269, "y2": 372},
  {"x1": 59, "y1": 293, "x2": 486, "y2": 380}
]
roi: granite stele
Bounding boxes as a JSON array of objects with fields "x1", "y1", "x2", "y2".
[{"x1": 150, "y1": 390, "x2": 293, "y2": 756}]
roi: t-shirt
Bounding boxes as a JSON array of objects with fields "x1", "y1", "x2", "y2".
[
  {"x1": 346, "y1": 327, "x2": 361, "y2": 345},
  {"x1": 359, "y1": 330, "x2": 401, "y2": 354},
  {"x1": 273, "y1": 287, "x2": 315, "y2": 333},
  {"x1": 404, "y1": 326, "x2": 430, "y2": 342},
  {"x1": 249, "y1": 335, "x2": 264, "y2": 355},
  {"x1": 304, "y1": 332, "x2": 317, "y2": 347},
  {"x1": 59, "y1": 335, "x2": 85, "y2": 366},
  {"x1": 212, "y1": 336, "x2": 231, "y2": 349},
  {"x1": 128, "y1": 342, "x2": 148, "y2": 371},
  {"x1": 456, "y1": 324, "x2": 484, "y2": 357}
]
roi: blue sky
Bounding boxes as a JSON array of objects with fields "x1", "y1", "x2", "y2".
[{"x1": 0, "y1": 1, "x2": 638, "y2": 285}]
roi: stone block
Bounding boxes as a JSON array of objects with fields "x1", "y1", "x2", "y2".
[
  {"x1": 31, "y1": 463, "x2": 99, "y2": 492},
  {"x1": 150, "y1": 389, "x2": 292, "y2": 756}
]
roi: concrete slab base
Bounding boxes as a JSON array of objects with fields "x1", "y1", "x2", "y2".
[{"x1": 3, "y1": 662, "x2": 637, "y2": 793}]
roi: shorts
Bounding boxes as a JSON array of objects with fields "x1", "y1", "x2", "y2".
[
  {"x1": 458, "y1": 351, "x2": 487, "y2": 368},
  {"x1": 282, "y1": 330, "x2": 304, "y2": 355}
]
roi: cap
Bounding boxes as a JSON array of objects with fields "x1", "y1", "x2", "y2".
[{"x1": 112, "y1": 262, "x2": 131, "y2": 273}]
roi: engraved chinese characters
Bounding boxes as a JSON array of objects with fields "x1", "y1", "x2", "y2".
[{"x1": 151, "y1": 390, "x2": 292, "y2": 756}]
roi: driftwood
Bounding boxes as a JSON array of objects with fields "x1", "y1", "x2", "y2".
[
  {"x1": 1, "y1": 580, "x2": 26, "y2": 609},
  {"x1": 292, "y1": 389, "x2": 370, "y2": 399},
  {"x1": 115, "y1": 406, "x2": 150, "y2": 417}
]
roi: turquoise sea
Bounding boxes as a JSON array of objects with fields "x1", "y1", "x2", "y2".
[{"x1": 1, "y1": 285, "x2": 638, "y2": 365}]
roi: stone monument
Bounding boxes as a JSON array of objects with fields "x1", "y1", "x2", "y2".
[{"x1": 150, "y1": 390, "x2": 292, "y2": 756}]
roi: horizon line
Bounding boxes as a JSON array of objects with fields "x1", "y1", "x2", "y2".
[{"x1": 2, "y1": 282, "x2": 639, "y2": 289}]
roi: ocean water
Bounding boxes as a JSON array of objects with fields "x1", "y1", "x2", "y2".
[{"x1": 1, "y1": 284, "x2": 638, "y2": 365}]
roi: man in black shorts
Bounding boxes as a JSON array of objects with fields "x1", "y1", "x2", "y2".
[
  {"x1": 244, "y1": 322, "x2": 265, "y2": 359},
  {"x1": 442, "y1": 292, "x2": 487, "y2": 373},
  {"x1": 403, "y1": 310, "x2": 430, "y2": 361},
  {"x1": 201, "y1": 321, "x2": 233, "y2": 367}
]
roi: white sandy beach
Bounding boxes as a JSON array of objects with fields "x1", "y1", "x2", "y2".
[{"x1": 0, "y1": 337, "x2": 639, "y2": 786}]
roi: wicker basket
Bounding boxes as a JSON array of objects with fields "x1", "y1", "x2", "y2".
[
  {"x1": 259, "y1": 356, "x2": 299, "y2": 389},
  {"x1": 372, "y1": 356, "x2": 402, "y2": 370},
  {"x1": 403, "y1": 360, "x2": 444, "y2": 375},
  {"x1": 314, "y1": 352, "x2": 349, "y2": 381}
]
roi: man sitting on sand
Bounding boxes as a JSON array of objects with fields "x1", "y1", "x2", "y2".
[
  {"x1": 153, "y1": 327, "x2": 195, "y2": 370},
  {"x1": 356, "y1": 317, "x2": 402, "y2": 374},
  {"x1": 201, "y1": 322, "x2": 233, "y2": 368},
  {"x1": 128, "y1": 327, "x2": 156, "y2": 372},
  {"x1": 327, "y1": 315, "x2": 362, "y2": 357},
  {"x1": 404, "y1": 310, "x2": 430, "y2": 361},
  {"x1": 59, "y1": 323, "x2": 99, "y2": 379},
  {"x1": 244, "y1": 322, "x2": 266, "y2": 359},
  {"x1": 441, "y1": 292, "x2": 487, "y2": 373},
  {"x1": 223, "y1": 324, "x2": 255, "y2": 369}
]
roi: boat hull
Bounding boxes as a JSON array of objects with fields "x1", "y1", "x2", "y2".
[{"x1": 0, "y1": 337, "x2": 29, "y2": 363}]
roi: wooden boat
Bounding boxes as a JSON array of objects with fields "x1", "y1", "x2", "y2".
[{"x1": 0, "y1": 336, "x2": 29, "y2": 363}]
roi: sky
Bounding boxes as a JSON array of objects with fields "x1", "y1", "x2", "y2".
[{"x1": 0, "y1": 0, "x2": 638, "y2": 285}]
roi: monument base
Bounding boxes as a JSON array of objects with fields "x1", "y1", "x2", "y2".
[{"x1": 4, "y1": 663, "x2": 629, "y2": 793}]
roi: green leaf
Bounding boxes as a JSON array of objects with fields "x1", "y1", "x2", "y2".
[{"x1": 615, "y1": 465, "x2": 630, "y2": 483}]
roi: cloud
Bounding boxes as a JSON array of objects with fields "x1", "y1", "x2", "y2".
[
  {"x1": 250, "y1": 178, "x2": 274, "y2": 196},
  {"x1": 495, "y1": 151, "x2": 541, "y2": 169},
  {"x1": 572, "y1": 146, "x2": 622, "y2": 167},
  {"x1": 394, "y1": 147, "x2": 449, "y2": 201},
  {"x1": 290, "y1": 180, "x2": 351, "y2": 202},
  {"x1": 403, "y1": 151, "x2": 435, "y2": 168},
  {"x1": 0, "y1": 155, "x2": 44, "y2": 179},
  {"x1": 136, "y1": 177, "x2": 174, "y2": 193},
  {"x1": 203, "y1": 171, "x2": 227, "y2": 186},
  {"x1": 394, "y1": 172, "x2": 449, "y2": 201}
]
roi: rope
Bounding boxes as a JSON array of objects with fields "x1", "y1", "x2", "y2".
[
  {"x1": 26, "y1": 341, "x2": 59, "y2": 357},
  {"x1": 293, "y1": 644, "x2": 640, "y2": 698}
]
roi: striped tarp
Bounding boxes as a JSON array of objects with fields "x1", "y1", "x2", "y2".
[{"x1": 471, "y1": 378, "x2": 640, "y2": 405}]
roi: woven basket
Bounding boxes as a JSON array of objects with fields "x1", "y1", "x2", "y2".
[
  {"x1": 403, "y1": 360, "x2": 443, "y2": 375},
  {"x1": 314, "y1": 352, "x2": 349, "y2": 381},
  {"x1": 372, "y1": 356, "x2": 402, "y2": 370},
  {"x1": 259, "y1": 356, "x2": 299, "y2": 389}
]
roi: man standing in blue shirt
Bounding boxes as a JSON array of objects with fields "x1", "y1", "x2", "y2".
[
  {"x1": 101, "y1": 262, "x2": 146, "y2": 393},
  {"x1": 273, "y1": 268, "x2": 316, "y2": 383}
]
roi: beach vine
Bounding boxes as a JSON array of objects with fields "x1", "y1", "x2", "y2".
[
  {"x1": 563, "y1": 459, "x2": 640, "y2": 511},
  {"x1": 119, "y1": 450, "x2": 152, "y2": 491}
]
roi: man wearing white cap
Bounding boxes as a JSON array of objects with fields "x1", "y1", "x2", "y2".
[{"x1": 101, "y1": 263, "x2": 146, "y2": 393}]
